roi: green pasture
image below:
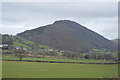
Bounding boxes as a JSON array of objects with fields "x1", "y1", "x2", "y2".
[
  {"x1": 2, "y1": 61, "x2": 118, "y2": 78},
  {"x1": 13, "y1": 41, "x2": 32, "y2": 50},
  {"x1": 2, "y1": 54, "x2": 117, "y2": 63}
]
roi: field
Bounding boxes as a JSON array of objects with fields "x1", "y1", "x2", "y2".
[
  {"x1": 2, "y1": 61, "x2": 118, "y2": 78},
  {"x1": 2, "y1": 54, "x2": 117, "y2": 63}
]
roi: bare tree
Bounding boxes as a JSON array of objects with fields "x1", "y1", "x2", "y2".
[{"x1": 14, "y1": 48, "x2": 27, "y2": 61}]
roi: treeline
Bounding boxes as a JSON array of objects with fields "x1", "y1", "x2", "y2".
[
  {"x1": 59, "y1": 49, "x2": 118, "y2": 61},
  {"x1": 3, "y1": 48, "x2": 118, "y2": 61},
  {"x1": 82, "y1": 49, "x2": 118, "y2": 60},
  {"x1": 2, "y1": 45, "x2": 118, "y2": 61}
]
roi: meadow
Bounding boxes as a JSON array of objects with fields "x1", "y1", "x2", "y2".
[
  {"x1": 2, "y1": 61, "x2": 118, "y2": 78},
  {"x1": 2, "y1": 54, "x2": 117, "y2": 63}
]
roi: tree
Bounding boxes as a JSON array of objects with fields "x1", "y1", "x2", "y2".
[
  {"x1": 2, "y1": 34, "x2": 13, "y2": 45},
  {"x1": 14, "y1": 48, "x2": 27, "y2": 61},
  {"x1": 84, "y1": 54, "x2": 89, "y2": 59},
  {"x1": 88, "y1": 49, "x2": 116, "y2": 60}
]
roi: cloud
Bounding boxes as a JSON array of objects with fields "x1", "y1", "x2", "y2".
[
  {"x1": 1, "y1": 0, "x2": 119, "y2": 2},
  {"x1": 81, "y1": 17, "x2": 118, "y2": 39}
]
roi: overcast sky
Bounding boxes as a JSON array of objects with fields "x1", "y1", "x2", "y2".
[{"x1": 1, "y1": 2, "x2": 118, "y2": 40}]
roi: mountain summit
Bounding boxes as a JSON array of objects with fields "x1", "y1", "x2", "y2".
[{"x1": 17, "y1": 20, "x2": 117, "y2": 52}]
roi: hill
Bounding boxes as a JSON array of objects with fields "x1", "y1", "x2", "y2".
[
  {"x1": 17, "y1": 20, "x2": 117, "y2": 53},
  {"x1": 111, "y1": 39, "x2": 119, "y2": 50},
  {"x1": 1, "y1": 34, "x2": 53, "y2": 51}
]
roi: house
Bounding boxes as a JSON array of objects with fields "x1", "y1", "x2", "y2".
[
  {"x1": 44, "y1": 49, "x2": 53, "y2": 51},
  {"x1": 1, "y1": 44, "x2": 9, "y2": 50}
]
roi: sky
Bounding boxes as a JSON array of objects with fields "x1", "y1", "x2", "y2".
[{"x1": 1, "y1": 1, "x2": 118, "y2": 40}]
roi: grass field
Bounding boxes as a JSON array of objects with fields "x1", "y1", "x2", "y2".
[
  {"x1": 2, "y1": 61, "x2": 118, "y2": 78},
  {"x1": 2, "y1": 54, "x2": 117, "y2": 63}
]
